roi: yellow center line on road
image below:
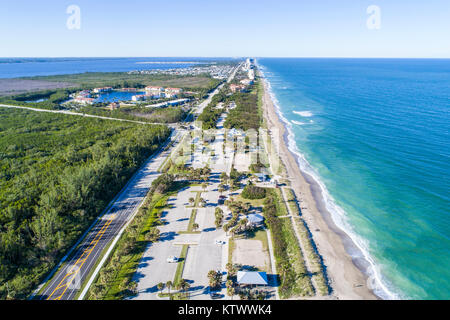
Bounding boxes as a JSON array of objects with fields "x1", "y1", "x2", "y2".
[{"x1": 46, "y1": 214, "x2": 116, "y2": 300}]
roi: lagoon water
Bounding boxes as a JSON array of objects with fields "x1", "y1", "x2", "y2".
[
  {"x1": 0, "y1": 57, "x2": 226, "y2": 79},
  {"x1": 257, "y1": 58, "x2": 450, "y2": 299}
]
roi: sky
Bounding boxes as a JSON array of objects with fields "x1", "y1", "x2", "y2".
[{"x1": 0, "y1": 0, "x2": 449, "y2": 58}]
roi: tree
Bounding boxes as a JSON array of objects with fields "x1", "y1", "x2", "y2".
[
  {"x1": 157, "y1": 282, "x2": 165, "y2": 295},
  {"x1": 145, "y1": 228, "x2": 160, "y2": 242},
  {"x1": 179, "y1": 279, "x2": 190, "y2": 299},
  {"x1": 207, "y1": 270, "x2": 221, "y2": 289},
  {"x1": 201, "y1": 182, "x2": 208, "y2": 191},
  {"x1": 220, "y1": 172, "x2": 229, "y2": 184},
  {"x1": 226, "y1": 263, "x2": 237, "y2": 278},
  {"x1": 166, "y1": 280, "x2": 172, "y2": 296},
  {"x1": 192, "y1": 223, "x2": 199, "y2": 232},
  {"x1": 128, "y1": 281, "x2": 138, "y2": 296},
  {"x1": 223, "y1": 224, "x2": 230, "y2": 236},
  {"x1": 226, "y1": 280, "x2": 235, "y2": 300},
  {"x1": 218, "y1": 184, "x2": 226, "y2": 195},
  {"x1": 188, "y1": 197, "x2": 195, "y2": 205}
]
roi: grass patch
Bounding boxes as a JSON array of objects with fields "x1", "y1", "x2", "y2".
[
  {"x1": 173, "y1": 245, "x2": 189, "y2": 286},
  {"x1": 293, "y1": 217, "x2": 329, "y2": 296},
  {"x1": 266, "y1": 188, "x2": 288, "y2": 217},
  {"x1": 186, "y1": 209, "x2": 198, "y2": 232},
  {"x1": 234, "y1": 193, "x2": 265, "y2": 208},
  {"x1": 158, "y1": 292, "x2": 188, "y2": 300},
  {"x1": 263, "y1": 191, "x2": 314, "y2": 299},
  {"x1": 278, "y1": 218, "x2": 314, "y2": 298},
  {"x1": 228, "y1": 238, "x2": 236, "y2": 265},
  {"x1": 284, "y1": 188, "x2": 300, "y2": 216}
]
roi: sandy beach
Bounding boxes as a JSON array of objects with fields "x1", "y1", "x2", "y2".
[{"x1": 260, "y1": 75, "x2": 379, "y2": 300}]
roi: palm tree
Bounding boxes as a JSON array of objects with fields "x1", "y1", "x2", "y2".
[
  {"x1": 226, "y1": 280, "x2": 235, "y2": 300},
  {"x1": 201, "y1": 182, "x2": 208, "y2": 191},
  {"x1": 226, "y1": 263, "x2": 237, "y2": 278},
  {"x1": 223, "y1": 224, "x2": 230, "y2": 236},
  {"x1": 157, "y1": 282, "x2": 164, "y2": 295},
  {"x1": 180, "y1": 279, "x2": 190, "y2": 299},
  {"x1": 188, "y1": 197, "x2": 195, "y2": 205},
  {"x1": 192, "y1": 223, "x2": 199, "y2": 232},
  {"x1": 166, "y1": 280, "x2": 172, "y2": 296},
  {"x1": 215, "y1": 207, "x2": 223, "y2": 216}
]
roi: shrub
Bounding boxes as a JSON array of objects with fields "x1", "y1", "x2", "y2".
[{"x1": 241, "y1": 185, "x2": 266, "y2": 200}]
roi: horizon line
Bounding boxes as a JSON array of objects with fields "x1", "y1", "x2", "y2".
[{"x1": 1, "y1": 56, "x2": 450, "y2": 59}]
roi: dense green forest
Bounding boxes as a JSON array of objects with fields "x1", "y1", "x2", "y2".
[
  {"x1": 0, "y1": 108, "x2": 170, "y2": 299},
  {"x1": 223, "y1": 88, "x2": 262, "y2": 131},
  {"x1": 197, "y1": 91, "x2": 227, "y2": 129},
  {"x1": 80, "y1": 105, "x2": 186, "y2": 124}
]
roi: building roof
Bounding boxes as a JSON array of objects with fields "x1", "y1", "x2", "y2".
[
  {"x1": 247, "y1": 213, "x2": 264, "y2": 224},
  {"x1": 237, "y1": 271, "x2": 268, "y2": 285}
]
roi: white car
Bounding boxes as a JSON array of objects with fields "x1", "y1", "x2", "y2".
[
  {"x1": 215, "y1": 240, "x2": 226, "y2": 245},
  {"x1": 166, "y1": 256, "x2": 178, "y2": 263}
]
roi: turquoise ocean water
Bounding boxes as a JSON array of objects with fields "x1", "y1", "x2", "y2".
[{"x1": 257, "y1": 58, "x2": 450, "y2": 300}]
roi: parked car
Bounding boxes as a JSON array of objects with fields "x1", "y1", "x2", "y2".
[
  {"x1": 166, "y1": 256, "x2": 178, "y2": 263},
  {"x1": 215, "y1": 240, "x2": 226, "y2": 245}
]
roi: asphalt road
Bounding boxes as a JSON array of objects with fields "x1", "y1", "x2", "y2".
[
  {"x1": 37, "y1": 129, "x2": 184, "y2": 300},
  {"x1": 36, "y1": 62, "x2": 241, "y2": 300}
]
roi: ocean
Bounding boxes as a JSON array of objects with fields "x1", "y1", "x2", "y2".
[{"x1": 257, "y1": 58, "x2": 450, "y2": 300}]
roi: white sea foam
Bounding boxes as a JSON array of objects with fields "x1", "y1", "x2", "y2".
[
  {"x1": 293, "y1": 110, "x2": 314, "y2": 117},
  {"x1": 256, "y1": 60, "x2": 403, "y2": 300},
  {"x1": 292, "y1": 120, "x2": 306, "y2": 125}
]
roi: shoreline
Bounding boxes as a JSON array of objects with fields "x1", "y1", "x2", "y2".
[{"x1": 259, "y1": 71, "x2": 380, "y2": 300}]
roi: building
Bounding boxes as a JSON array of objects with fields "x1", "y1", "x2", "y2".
[
  {"x1": 132, "y1": 94, "x2": 147, "y2": 102},
  {"x1": 107, "y1": 102, "x2": 120, "y2": 110},
  {"x1": 164, "y1": 92, "x2": 177, "y2": 98},
  {"x1": 145, "y1": 86, "x2": 164, "y2": 94},
  {"x1": 240, "y1": 79, "x2": 254, "y2": 86},
  {"x1": 255, "y1": 173, "x2": 269, "y2": 182},
  {"x1": 237, "y1": 271, "x2": 268, "y2": 287},
  {"x1": 248, "y1": 69, "x2": 255, "y2": 80},
  {"x1": 165, "y1": 87, "x2": 183, "y2": 94},
  {"x1": 167, "y1": 98, "x2": 190, "y2": 106},
  {"x1": 77, "y1": 90, "x2": 91, "y2": 97},
  {"x1": 229, "y1": 84, "x2": 246, "y2": 93},
  {"x1": 165, "y1": 88, "x2": 183, "y2": 98},
  {"x1": 74, "y1": 96, "x2": 95, "y2": 104},
  {"x1": 246, "y1": 214, "x2": 265, "y2": 227},
  {"x1": 93, "y1": 87, "x2": 113, "y2": 93}
]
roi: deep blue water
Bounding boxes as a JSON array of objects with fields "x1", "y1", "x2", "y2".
[
  {"x1": 0, "y1": 57, "x2": 230, "y2": 79},
  {"x1": 257, "y1": 58, "x2": 450, "y2": 299}
]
